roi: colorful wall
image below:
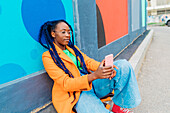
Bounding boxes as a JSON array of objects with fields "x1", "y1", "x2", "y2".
[
  {"x1": 0, "y1": 0, "x2": 74, "y2": 85},
  {"x1": 0, "y1": 0, "x2": 75, "y2": 112},
  {"x1": 78, "y1": 0, "x2": 147, "y2": 61},
  {"x1": 0, "y1": 0, "x2": 147, "y2": 112}
]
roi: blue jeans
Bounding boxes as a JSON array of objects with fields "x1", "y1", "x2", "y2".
[{"x1": 75, "y1": 59, "x2": 141, "y2": 113}]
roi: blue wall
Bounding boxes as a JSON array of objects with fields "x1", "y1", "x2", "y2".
[{"x1": 0, "y1": 0, "x2": 74, "y2": 85}]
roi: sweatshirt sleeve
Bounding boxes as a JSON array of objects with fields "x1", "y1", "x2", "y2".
[{"x1": 42, "y1": 52, "x2": 92, "y2": 92}]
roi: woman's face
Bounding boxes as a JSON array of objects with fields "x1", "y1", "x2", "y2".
[{"x1": 51, "y1": 22, "x2": 71, "y2": 50}]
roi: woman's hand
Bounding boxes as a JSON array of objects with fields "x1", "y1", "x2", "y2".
[
  {"x1": 88, "y1": 60, "x2": 118, "y2": 83},
  {"x1": 93, "y1": 60, "x2": 113, "y2": 79}
]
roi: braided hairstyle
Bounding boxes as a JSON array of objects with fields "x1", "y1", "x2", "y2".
[{"x1": 38, "y1": 20, "x2": 90, "y2": 103}]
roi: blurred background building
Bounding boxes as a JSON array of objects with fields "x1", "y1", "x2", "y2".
[{"x1": 147, "y1": 0, "x2": 170, "y2": 23}]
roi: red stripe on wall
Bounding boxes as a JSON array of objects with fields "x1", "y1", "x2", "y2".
[{"x1": 96, "y1": 0, "x2": 128, "y2": 44}]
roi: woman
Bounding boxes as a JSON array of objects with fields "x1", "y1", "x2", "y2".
[{"x1": 38, "y1": 20, "x2": 141, "y2": 113}]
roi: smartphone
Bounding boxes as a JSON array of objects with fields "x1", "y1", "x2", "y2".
[{"x1": 105, "y1": 54, "x2": 113, "y2": 67}]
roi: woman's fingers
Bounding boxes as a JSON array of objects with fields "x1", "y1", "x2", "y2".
[
  {"x1": 102, "y1": 74, "x2": 111, "y2": 79},
  {"x1": 108, "y1": 65, "x2": 118, "y2": 80},
  {"x1": 101, "y1": 67, "x2": 113, "y2": 79},
  {"x1": 102, "y1": 71, "x2": 113, "y2": 76},
  {"x1": 110, "y1": 70, "x2": 116, "y2": 78},
  {"x1": 102, "y1": 66, "x2": 113, "y2": 73}
]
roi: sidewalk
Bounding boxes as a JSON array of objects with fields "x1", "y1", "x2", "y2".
[{"x1": 132, "y1": 26, "x2": 170, "y2": 113}]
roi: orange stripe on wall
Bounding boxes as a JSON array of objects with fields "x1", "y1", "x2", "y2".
[{"x1": 96, "y1": 0, "x2": 128, "y2": 44}]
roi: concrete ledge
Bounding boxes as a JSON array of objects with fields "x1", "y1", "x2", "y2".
[
  {"x1": 129, "y1": 29, "x2": 154, "y2": 77},
  {"x1": 0, "y1": 70, "x2": 53, "y2": 113}
]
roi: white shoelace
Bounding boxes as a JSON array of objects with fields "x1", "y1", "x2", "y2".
[{"x1": 120, "y1": 108, "x2": 134, "y2": 113}]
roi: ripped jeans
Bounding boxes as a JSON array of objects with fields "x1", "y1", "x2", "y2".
[{"x1": 75, "y1": 59, "x2": 141, "y2": 113}]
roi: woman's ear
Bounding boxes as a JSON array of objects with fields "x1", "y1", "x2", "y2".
[{"x1": 51, "y1": 31, "x2": 55, "y2": 38}]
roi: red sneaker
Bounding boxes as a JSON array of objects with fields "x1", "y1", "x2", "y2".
[{"x1": 112, "y1": 104, "x2": 133, "y2": 113}]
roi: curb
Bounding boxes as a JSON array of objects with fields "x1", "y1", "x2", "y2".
[{"x1": 129, "y1": 29, "x2": 154, "y2": 77}]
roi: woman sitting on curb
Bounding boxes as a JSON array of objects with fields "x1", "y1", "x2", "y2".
[{"x1": 38, "y1": 20, "x2": 141, "y2": 113}]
